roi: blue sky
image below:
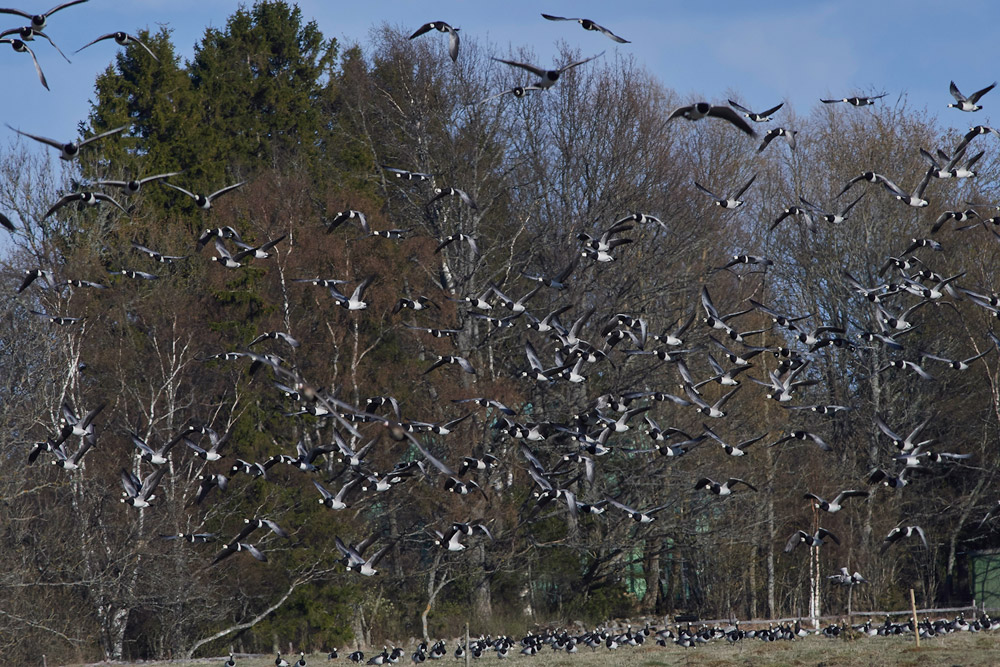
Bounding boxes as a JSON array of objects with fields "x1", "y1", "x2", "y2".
[{"x1": 0, "y1": 1, "x2": 996, "y2": 145}]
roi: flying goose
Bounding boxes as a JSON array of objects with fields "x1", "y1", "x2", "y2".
[
  {"x1": 476, "y1": 84, "x2": 543, "y2": 105},
  {"x1": 491, "y1": 284, "x2": 540, "y2": 314},
  {"x1": 424, "y1": 354, "x2": 475, "y2": 375},
  {"x1": 821, "y1": 93, "x2": 886, "y2": 106},
  {"x1": 606, "y1": 498, "x2": 671, "y2": 523},
  {"x1": 16, "y1": 268, "x2": 53, "y2": 293},
  {"x1": 193, "y1": 473, "x2": 228, "y2": 505},
  {"x1": 96, "y1": 171, "x2": 180, "y2": 195},
  {"x1": 50, "y1": 435, "x2": 94, "y2": 470},
  {"x1": 184, "y1": 426, "x2": 230, "y2": 462},
  {"x1": 60, "y1": 401, "x2": 105, "y2": 439},
  {"x1": 120, "y1": 467, "x2": 166, "y2": 508},
  {"x1": 770, "y1": 205, "x2": 815, "y2": 232},
  {"x1": 30, "y1": 309, "x2": 83, "y2": 325},
  {"x1": 212, "y1": 541, "x2": 267, "y2": 564},
  {"x1": 954, "y1": 125, "x2": 1000, "y2": 155},
  {"x1": 249, "y1": 330, "x2": 300, "y2": 349},
  {"x1": 404, "y1": 324, "x2": 461, "y2": 338},
  {"x1": 130, "y1": 241, "x2": 187, "y2": 264},
  {"x1": 130, "y1": 430, "x2": 190, "y2": 465},
  {"x1": 427, "y1": 186, "x2": 477, "y2": 210},
  {"x1": 948, "y1": 80, "x2": 996, "y2": 112},
  {"x1": 728, "y1": 99, "x2": 784, "y2": 122},
  {"x1": 650, "y1": 310, "x2": 695, "y2": 347},
  {"x1": 880, "y1": 525, "x2": 928, "y2": 553},
  {"x1": 881, "y1": 170, "x2": 933, "y2": 207},
  {"x1": 784, "y1": 528, "x2": 840, "y2": 552},
  {"x1": 694, "y1": 174, "x2": 756, "y2": 209},
  {"x1": 314, "y1": 479, "x2": 358, "y2": 510},
  {"x1": 108, "y1": 268, "x2": 159, "y2": 280},
  {"x1": 0, "y1": 38, "x2": 48, "y2": 88},
  {"x1": 829, "y1": 567, "x2": 868, "y2": 585},
  {"x1": 541, "y1": 14, "x2": 629, "y2": 42},
  {"x1": 76, "y1": 31, "x2": 158, "y2": 60},
  {"x1": 702, "y1": 424, "x2": 766, "y2": 456},
  {"x1": 0, "y1": 1, "x2": 87, "y2": 30},
  {"x1": 521, "y1": 258, "x2": 576, "y2": 290},
  {"x1": 434, "y1": 233, "x2": 479, "y2": 255},
  {"x1": 492, "y1": 51, "x2": 604, "y2": 89},
  {"x1": 160, "y1": 533, "x2": 216, "y2": 544},
  {"x1": 234, "y1": 518, "x2": 289, "y2": 544},
  {"x1": 667, "y1": 102, "x2": 756, "y2": 136},
  {"x1": 694, "y1": 477, "x2": 757, "y2": 495},
  {"x1": 921, "y1": 346, "x2": 992, "y2": 370},
  {"x1": 798, "y1": 192, "x2": 866, "y2": 224},
  {"x1": 769, "y1": 430, "x2": 831, "y2": 452},
  {"x1": 695, "y1": 353, "x2": 752, "y2": 388},
  {"x1": 330, "y1": 276, "x2": 374, "y2": 310},
  {"x1": 409, "y1": 21, "x2": 459, "y2": 61},
  {"x1": 683, "y1": 383, "x2": 740, "y2": 418},
  {"x1": 805, "y1": 489, "x2": 868, "y2": 513},
  {"x1": 430, "y1": 522, "x2": 494, "y2": 551},
  {"x1": 836, "y1": 171, "x2": 887, "y2": 198},
  {"x1": 233, "y1": 234, "x2": 286, "y2": 260},
  {"x1": 335, "y1": 535, "x2": 391, "y2": 576},
  {"x1": 867, "y1": 467, "x2": 921, "y2": 489},
  {"x1": 877, "y1": 359, "x2": 935, "y2": 381},
  {"x1": 163, "y1": 180, "x2": 245, "y2": 209},
  {"x1": 380, "y1": 165, "x2": 432, "y2": 181},
  {"x1": 758, "y1": 127, "x2": 796, "y2": 153},
  {"x1": 8, "y1": 124, "x2": 125, "y2": 160},
  {"x1": 197, "y1": 225, "x2": 243, "y2": 249}
]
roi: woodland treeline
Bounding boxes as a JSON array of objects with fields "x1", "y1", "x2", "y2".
[{"x1": 2, "y1": 1, "x2": 1000, "y2": 663}]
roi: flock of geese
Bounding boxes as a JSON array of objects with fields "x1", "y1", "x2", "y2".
[
  {"x1": 6, "y1": 1, "x2": 1000, "y2": 661},
  {"x1": 242, "y1": 610, "x2": 1000, "y2": 665}
]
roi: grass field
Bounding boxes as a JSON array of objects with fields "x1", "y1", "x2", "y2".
[{"x1": 70, "y1": 631, "x2": 1000, "y2": 667}]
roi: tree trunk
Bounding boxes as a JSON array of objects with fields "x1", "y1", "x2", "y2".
[{"x1": 642, "y1": 549, "x2": 661, "y2": 614}]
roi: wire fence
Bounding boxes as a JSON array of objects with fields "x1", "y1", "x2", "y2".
[{"x1": 671, "y1": 603, "x2": 1000, "y2": 629}]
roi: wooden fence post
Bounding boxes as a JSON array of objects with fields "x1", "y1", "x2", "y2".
[{"x1": 910, "y1": 588, "x2": 919, "y2": 648}]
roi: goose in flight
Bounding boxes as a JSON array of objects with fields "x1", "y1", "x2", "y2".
[
  {"x1": 336, "y1": 536, "x2": 391, "y2": 576},
  {"x1": 96, "y1": 171, "x2": 180, "y2": 195},
  {"x1": 120, "y1": 467, "x2": 166, "y2": 508},
  {"x1": 492, "y1": 51, "x2": 604, "y2": 89},
  {"x1": 212, "y1": 541, "x2": 267, "y2": 564},
  {"x1": 728, "y1": 99, "x2": 784, "y2": 122},
  {"x1": 785, "y1": 528, "x2": 839, "y2": 553},
  {"x1": 949, "y1": 80, "x2": 996, "y2": 112},
  {"x1": 76, "y1": 31, "x2": 158, "y2": 60},
  {"x1": 606, "y1": 498, "x2": 671, "y2": 523},
  {"x1": 694, "y1": 174, "x2": 756, "y2": 209},
  {"x1": 409, "y1": 21, "x2": 459, "y2": 61},
  {"x1": 881, "y1": 170, "x2": 933, "y2": 208},
  {"x1": 667, "y1": 102, "x2": 756, "y2": 136},
  {"x1": 540, "y1": 14, "x2": 629, "y2": 43},
  {"x1": 330, "y1": 276, "x2": 374, "y2": 310},
  {"x1": 8, "y1": 124, "x2": 125, "y2": 160},
  {"x1": 880, "y1": 525, "x2": 927, "y2": 553},
  {"x1": 821, "y1": 93, "x2": 886, "y2": 106},
  {"x1": 805, "y1": 489, "x2": 868, "y2": 513},
  {"x1": 163, "y1": 180, "x2": 245, "y2": 209},
  {"x1": 694, "y1": 477, "x2": 757, "y2": 495},
  {"x1": 0, "y1": 1, "x2": 88, "y2": 30},
  {"x1": 0, "y1": 37, "x2": 49, "y2": 89}
]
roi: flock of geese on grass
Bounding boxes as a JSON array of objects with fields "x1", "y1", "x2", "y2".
[
  {"x1": 241, "y1": 610, "x2": 1000, "y2": 665},
  {"x1": 7, "y1": 1, "x2": 1000, "y2": 657}
]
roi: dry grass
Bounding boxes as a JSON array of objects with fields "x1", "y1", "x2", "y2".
[{"x1": 66, "y1": 631, "x2": 1000, "y2": 667}]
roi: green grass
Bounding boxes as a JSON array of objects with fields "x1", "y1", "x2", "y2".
[{"x1": 64, "y1": 631, "x2": 1000, "y2": 667}]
